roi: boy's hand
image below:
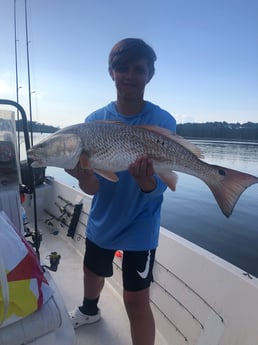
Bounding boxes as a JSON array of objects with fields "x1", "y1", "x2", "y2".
[{"x1": 128, "y1": 155, "x2": 156, "y2": 192}]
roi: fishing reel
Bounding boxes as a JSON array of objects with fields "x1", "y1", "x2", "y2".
[
  {"x1": 42, "y1": 251, "x2": 61, "y2": 272},
  {"x1": 24, "y1": 226, "x2": 42, "y2": 249}
]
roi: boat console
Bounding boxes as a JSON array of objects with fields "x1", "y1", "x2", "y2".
[{"x1": 0, "y1": 101, "x2": 75, "y2": 345}]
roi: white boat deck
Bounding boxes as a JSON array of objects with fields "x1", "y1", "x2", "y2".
[
  {"x1": 28, "y1": 179, "x2": 258, "y2": 345},
  {"x1": 2, "y1": 178, "x2": 258, "y2": 345},
  {"x1": 39, "y1": 222, "x2": 166, "y2": 345}
]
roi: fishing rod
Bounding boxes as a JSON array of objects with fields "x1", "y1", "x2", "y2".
[
  {"x1": 25, "y1": 0, "x2": 34, "y2": 146},
  {"x1": 14, "y1": 0, "x2": 21, "y2": 161},
  {"x1": 23, "y1": 0, "x2": 41, "y2": 257},
  {"x1": 4, "y1": 0, "x2": 41, "y2": 258}
]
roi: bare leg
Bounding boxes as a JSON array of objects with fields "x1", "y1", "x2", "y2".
[
  {"x1": 69, "y1": 265, "x2": 103, "y2": 327},
  {"x1": 123, "y1": 287, "x2": 155, "y2": 345},
  {"x1": 83, "y1": 265, "x2": 105, "y2": 299}
]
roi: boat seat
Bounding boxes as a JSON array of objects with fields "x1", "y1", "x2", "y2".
[
  {"x1": 0, "y1": 294, "x2": 61, "y2": 345},
  {"x1": 0, "y1": 270, "x2": 75, "y2": 345}
]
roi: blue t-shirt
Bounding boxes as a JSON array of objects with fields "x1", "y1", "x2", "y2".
[{"x1": 85, "y1": 101, "x2": 176, "y2": 250}]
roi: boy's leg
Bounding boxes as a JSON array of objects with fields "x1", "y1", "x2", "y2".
[
  {"x1": 124, "y1": 287, "x2": 155, "y2": 345},
  {"x1": 122, "y1": 249, "x2": 156, "y2": 345},
  {"x1": 69, "y1": 239, "x2": 115, "y2": 327},
  {"x1": 83, "y1": 265, "x2": 105, "y2": 299},
  {"x1": 82, "y1": 238, "x2": 115, "y2": 310}
]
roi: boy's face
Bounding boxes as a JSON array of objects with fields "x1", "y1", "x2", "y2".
[{"x1": 109, "y1": 58, "x2": 153, "y2": 100}]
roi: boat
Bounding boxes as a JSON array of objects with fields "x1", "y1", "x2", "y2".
[{"x1": 1, "y1": 99, "x2": 258, "y2": 345}]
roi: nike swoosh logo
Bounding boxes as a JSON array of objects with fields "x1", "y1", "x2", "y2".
[{"x1": 137, "y1": 250, "x2": 151, "y2": 279}]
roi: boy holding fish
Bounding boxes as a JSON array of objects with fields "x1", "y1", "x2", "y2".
[{"x1": 66, "y1": 38, "x2": 176, "y2": 345}]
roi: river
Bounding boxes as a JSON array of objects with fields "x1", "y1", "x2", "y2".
[
  {"x1": 20, "y1": 134, "x2": 258, "y2": 277},
  {"x1": 160, "y1": 140, "x2": 258, "y2": 277}
]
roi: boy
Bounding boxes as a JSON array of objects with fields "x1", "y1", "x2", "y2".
[{"x1": 67, "y1": 38, "x2": 176, "y2": 345}]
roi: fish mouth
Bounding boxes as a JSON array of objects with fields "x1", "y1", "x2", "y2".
[
  {"x1": 27, "y1": 150, "x2": 45, "y2": 167},
  {"x1": 30, "y1": 158, "x2": 45, "y2": 167}
]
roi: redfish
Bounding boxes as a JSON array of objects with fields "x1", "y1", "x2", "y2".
[{"x1": 27, "y1": 121, "x2": 258, "y2": 217}]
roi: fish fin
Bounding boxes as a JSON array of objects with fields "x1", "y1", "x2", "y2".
[
  {"x1": 158, "y1": 171, "x2": 178, "y2": 191},
  {"x1": 94, "y1": 169, "x2": 119, "y2": 182},
  {"x1": 80, "y1": 154, "x2": 118, "y2": 182},
  {"x1": 136, "y1": 124, "x2": 204, "y2": 159},
  {"x1": 79, "y1": 153, "x2": 91, "y2": 169},
  {"x1": 204, "y1": 166, "x2": 258, "y2": 217}
]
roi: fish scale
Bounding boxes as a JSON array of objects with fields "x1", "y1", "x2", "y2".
[{"x1": 27, "y1": 121, "x2": 258, "y2": 217}]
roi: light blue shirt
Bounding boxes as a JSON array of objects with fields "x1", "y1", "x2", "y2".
[{"x1": 85, "y1": 101, "x2": 176, "y2": 250}]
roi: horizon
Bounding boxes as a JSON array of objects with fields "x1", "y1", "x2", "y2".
[
  {"x1": 1, "y1": 0, "x2": 257, "y2": 127},
  {"x1": 15, "y1": 118, "x2": 258, "y2": 130}
]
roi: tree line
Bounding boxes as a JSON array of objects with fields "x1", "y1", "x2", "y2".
[
  {"x1": 176, "y1": 122, "x2": 258, "y2": 141},
  {"x1": 15, "y1": 119, "x2": 258, "y2": 141},
  {"x1": 16, "y1": 119, "x2": 59, "y2": 133}
]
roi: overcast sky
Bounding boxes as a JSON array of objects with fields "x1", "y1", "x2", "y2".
[{"x1": 1, "y1": 0, "x2": 257, "y2": 127}]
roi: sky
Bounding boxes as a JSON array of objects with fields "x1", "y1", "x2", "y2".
[{"x1": 0, "y1": 0, "x2": 257, "y2": 128}]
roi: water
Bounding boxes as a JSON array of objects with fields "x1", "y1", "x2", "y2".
[
  {"x1": 161, "y1": 140, "x2": 258, "y2": 277},
  {"x1": 20, "y1": 134, "x2": 258, "y2": 277}
]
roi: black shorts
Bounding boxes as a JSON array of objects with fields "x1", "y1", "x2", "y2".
[{"x1": 84, "y1": 238, "x2": 156, "y2": 292}]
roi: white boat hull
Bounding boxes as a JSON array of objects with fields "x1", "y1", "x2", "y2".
[
  {"x1": 22, "y1": 177, "x2": 258, "y2": 345},
  {"x1": 1, "y1": 175, "x2": 257, "y2": 345}
]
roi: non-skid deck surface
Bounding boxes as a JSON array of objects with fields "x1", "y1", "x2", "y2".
[{"x1": 39, "y1": 223, "x2": 160, "y2": 345}]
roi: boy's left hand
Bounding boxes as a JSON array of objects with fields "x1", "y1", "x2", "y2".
[{"x1": 128, "y1": 155, "x2": 156, "y2": 192}]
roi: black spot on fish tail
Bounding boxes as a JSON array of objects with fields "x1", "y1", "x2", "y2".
[{"x1": 205, "y1": 166, "x2": 258, "y2": 217}]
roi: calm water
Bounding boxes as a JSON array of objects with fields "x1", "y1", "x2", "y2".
[
  {"x1": 20, "y1": 134, "x2": 258, "y2": 277},
  {"x1": 161, "y1": 140, "x2": 258, "y2": 277}
]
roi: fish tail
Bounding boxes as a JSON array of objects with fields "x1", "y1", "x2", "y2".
[{"x1": 204, "y1": 166, "x2": 258, "y2": 217}]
